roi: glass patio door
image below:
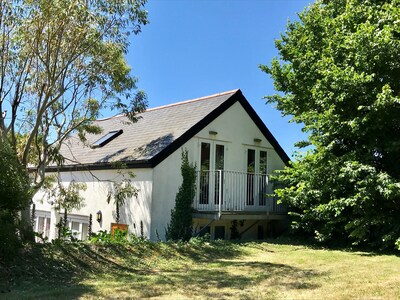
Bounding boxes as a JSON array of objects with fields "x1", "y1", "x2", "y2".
[
  {"x1": 199, "y1": 141, "x2": 225, "y2": 206},
  {"x1": 246, "y1": 149, "x2": 268, "y2": 206}
]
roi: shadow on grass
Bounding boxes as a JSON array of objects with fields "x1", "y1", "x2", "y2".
[
  {"x1": 170, "y1": 240, "x2": 245, "y2": 261},
  {"x1": 2, "y1": 239, "x2": 327, "y2": 299},
  {"x1": 262, "y1": 236, "x2": 400, "y2": 257},
  {"x1": 1, "y1": 242, "x2": 155, "y2": 299},
  {"x1": 102, "y1": 259, "x2": 323, "y2": 299}
]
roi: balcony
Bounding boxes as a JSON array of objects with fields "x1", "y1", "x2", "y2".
[{"x1": 193, "y1": 170, "x2": 287, "y2": 219}]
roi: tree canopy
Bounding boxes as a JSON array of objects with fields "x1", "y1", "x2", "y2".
[
  {"x1": 0, "y1": 141, "x2": 32, "y2": 256},
  {"x1": 0, "y1": 0, "x2": 148, "y2": 188},
  {"x1": 0, "y1": 0, "x2": 148, "y2": 236},
  {"x1": 261, "y1": 0, "x2": 400, "y2": 249}
]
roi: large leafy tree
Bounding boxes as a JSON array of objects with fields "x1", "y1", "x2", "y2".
[
  {"x1": 0, "y1": 0, "x2": 148, "y2": 230},
  {"x1": 261, "y1": 0, "x2": 400, "y2": 249},
  {"x1": 0, "y1": 141, "x2": 32, "y2": 256}
]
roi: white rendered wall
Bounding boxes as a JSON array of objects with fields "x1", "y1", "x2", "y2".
[
  {"x1": 150, "y1": 139, "x2": 197, "y2": 240},
  {"x1": 33, "y1": 168, "x2": 153, "y2": 239},
  {"x1": 150, "y1": 101, "x2": 287, "y2": 240},
  {"x1": 194, "y1": 101, "x2": 286, "y2": 173}
]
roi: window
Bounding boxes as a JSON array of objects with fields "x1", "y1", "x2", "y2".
[
  {"x1": 199, "y1": 142, "x2": 211, "y2": 204},
  {"x1": 198, "y1": 141, "x2": 226, "y2": 205},
  {"x1": 33, "y1": 211, "x2": 89, "y2": 241},
  {"x1": 214, "y1": 226, "x2": 226, "y2": 240},
  {"x1": 246, "y1": 149, "x2": 269, "y2": 206},
  {"x1": 34, "y1": 211, "x2": 51, "y2": 242},
  {"x1": 66, "y1": 214, "x2": 89, "y2": 240},
  {"x1": 246, "y1": 149, "x2": 256, "y2": 205},
  {"x1": 92, "y1": 129, "x2": 123, "y2": 148}
]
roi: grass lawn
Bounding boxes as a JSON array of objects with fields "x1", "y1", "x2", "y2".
[{"x1": 2, "y1": 239, "x2": 400, "y2": 299}]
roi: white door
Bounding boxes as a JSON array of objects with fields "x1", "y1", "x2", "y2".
[
  {"x1": 246, "y1": 148, "x2": 268, "y2": 207},
  {"x1": 199, "y1": 141, "x2": 226, "y2": 208}
]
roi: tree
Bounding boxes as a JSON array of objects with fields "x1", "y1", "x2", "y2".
[
  {"x1": 166, "y1": 150, "x2": 196, "y2": 242},
  {"x1": 0, "y1": 0, "x2": 148, "y2": 232},
  {"x1": 0, "y1": 141, "x2": 32, "y2": 256},
  {"x1": 261, "y1": 0, "x2": 400, "y2": 249},
  {"x1": 106, "y1": 169, "x2": 138, "y2": 224}
]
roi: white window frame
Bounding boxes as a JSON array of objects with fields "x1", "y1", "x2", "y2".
[{"x1": 66, "y1": 214, "x2": 90, "y2": 240}]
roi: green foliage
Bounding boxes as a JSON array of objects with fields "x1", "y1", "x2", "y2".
[
  {"x1": 88, "y1": 213, "x2": 93, "y2": 237},
  {"x1": 0, "y1": 141, "x2": 32, "y2": 258},
  {"x1": 106, "y1": 167, "x2": 138, "y2": 223},
  {"x1": 0, "y1": 0, "x2": 148, "y2": 227},
  {"x1": 88, "y1": 229, "x2": 144, "y2": 244},
  {"x1": 262, "y1": 0, "x2": 400, "y2": 249},
  {"x1": 166, "y1": 150, "x2": 196, "y2": 242},
  {"x1": 55, "y1": 222, "x2": 76, "y2": 242},
  {"x1": 113, "y1": 181, "x2": 138, "y2": 223},
  {"x1": 89, "y1": 230, "x2": 127, "y2": 244},
  {"x1": 189, "y1": 234, "x2": 211, "y2": 246}
]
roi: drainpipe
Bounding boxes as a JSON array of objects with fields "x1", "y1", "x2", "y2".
[{"x1": 218, "y1": 170, "x2": 222, "y2": 220}]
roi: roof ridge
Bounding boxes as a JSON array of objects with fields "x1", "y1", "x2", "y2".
[
  {"x1": 96, "y1": 89, "x2": 240, "y2": 121},
  {"x1": 145, "y1": 89, "x2": 239, "y2": 113}
]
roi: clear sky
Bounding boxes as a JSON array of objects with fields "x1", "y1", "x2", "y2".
[{"x1": 124, "y1": 0, "x2": 314, "y2": 158}]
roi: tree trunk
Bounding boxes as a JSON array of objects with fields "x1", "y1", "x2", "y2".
[{"x1": 20, "y1": 206, "x2": 34, "y2": 242}]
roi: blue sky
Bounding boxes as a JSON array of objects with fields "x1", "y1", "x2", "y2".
[{"x1": 125, "y1": 0, "x2": 314, "y2": 158}]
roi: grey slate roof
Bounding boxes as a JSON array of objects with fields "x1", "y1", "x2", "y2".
[{"x1": 60, "y1": 89, "x2": 239, "y2": 167}]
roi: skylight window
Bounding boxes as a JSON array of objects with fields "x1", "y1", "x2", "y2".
[{"x1": 92, "y1": 129, "x2": 123, "y2": 148}]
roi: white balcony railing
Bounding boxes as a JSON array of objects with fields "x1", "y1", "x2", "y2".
[{"x1": 194, "y1": 170, "x2": 286, "y2": 215}]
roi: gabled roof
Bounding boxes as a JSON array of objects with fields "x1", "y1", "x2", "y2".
[{"x1": 54, "y1": 89, "x2": 289, "y2": 171}]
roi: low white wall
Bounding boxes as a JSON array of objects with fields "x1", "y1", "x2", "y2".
[
  {"x1": 33, "y1": 168, "x2": 153, "y2": 239},
  {"x1": 150, "y1": 140, "x2": 196, "y2": 240}
]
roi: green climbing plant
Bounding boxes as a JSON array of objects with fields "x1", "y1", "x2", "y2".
[{"x1": 166, "y1": 150, "x2": 196, "y2": 242}]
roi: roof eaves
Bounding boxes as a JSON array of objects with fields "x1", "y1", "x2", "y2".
[
  {"x1": 150, "y1": 89, "x2": 291, "y2": 167},
  {"x1": 237, "y1": 96, "x2": 291, "y2": 166},
  {"x1": 45, "y1": 159, "x2": 153, "y2": 172},
  {"x1": 150, "y1": 89, "x2": 243, "y2": 167}
]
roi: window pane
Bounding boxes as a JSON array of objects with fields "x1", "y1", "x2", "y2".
[
  {"x1": 200, "y1": 142, "x2": 211, "y2": 204},
  {"x1": 260, "y1": 151, "x2": 267, "y2": 174},
  {"x1": 214, "y1": 144, "x2": 225, "y2": 205},
  {"x1": 247, "y1": 149, "x2": 255, "y2": 173},
  {"x1": 247, "y1": 149, "x2": 256, "y2": 205},
  {"x1": 71, "y1": 221, "x2": 80, "y2": 239},
  {"x1": 92, "y1": 130, "x2": 122, "y2": 147},
  {"x1": 37, "y1": 217, "x2": 45, "y2": 234},
  {"x1": 44, "y1": 217, "x2": 51, "y2": 238},
  {"x1": 200, "y1": 143, "x2": 210, "y2": 170},
  {"x1": 82, "y1": 224, "x2": 89, "y2": 240},
  {"x1": 259, "y1": 151, "x2": 268, "y2": 206},
  {"x1": 215, "y1": 144, "x2": 224, "y2": 170}
]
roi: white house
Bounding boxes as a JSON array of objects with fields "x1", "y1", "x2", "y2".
[{"x1": 32, "y1": 89, "x2": 289, "y2": 241}]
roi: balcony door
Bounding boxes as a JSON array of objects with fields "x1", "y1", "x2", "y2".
[
  {"x1": 199, "y1": 141, "x2": 225, "y2": 206},
  {"x1": 246, "y1": 148, "x2": 268, "y2": 206}
]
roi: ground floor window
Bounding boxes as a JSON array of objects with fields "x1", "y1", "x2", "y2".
[
  {"x1": 66, "y1": 214, "x2": 89, "y2": 240},
  {"x1": 34, "y1": 211, "x2": 51, "y2": 242},
  {"x1": 214, "y1": 226, "x2": 226, "y2": 240},
  {"x1": 33, "y1": 210, "x2": 89, "y2": 241}
]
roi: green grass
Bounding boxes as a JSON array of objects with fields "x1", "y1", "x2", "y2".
[{"x1": 1, "y1": 239, "x2": 400, "y2": 299}]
